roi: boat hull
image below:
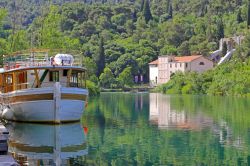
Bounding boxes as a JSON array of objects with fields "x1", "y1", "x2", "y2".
[
  {"x1": 1, "y1": 86, "x2": 88, "y2": 123},
  {"x1": 6, "y1": 123, "x2": 88, "y2": 163}
]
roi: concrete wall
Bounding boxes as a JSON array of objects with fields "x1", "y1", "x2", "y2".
[
  {"x1": 189, "y1": 57, "x2": 214, "y2": 73},
  {"x1": 219, "y1": 36, "x2": 245, "y2": 51},
  {"x1": 168, "y1": 62, "x2": 187, "y2": 74},
  {"x1": 158, "y1": 56, "x2": 171, "y2": 84}
]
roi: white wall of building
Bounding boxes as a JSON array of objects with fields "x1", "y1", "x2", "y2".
[
  {"x1": 150, "y1": 56, "x2": 214, "y2": 85},
  {"x1": 149, "y1": 65, "x2": 158, "y2": 86},
  {"x1": 158, "y1": 56, "x2": 170, "y2": 84}
]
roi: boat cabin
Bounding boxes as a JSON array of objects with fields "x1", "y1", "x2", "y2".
[{"x1": 0, "y1": 50, "x2": 86, "y2": 93}]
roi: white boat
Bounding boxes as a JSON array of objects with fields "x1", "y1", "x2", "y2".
[
  {"x1": 5, "y1": 122, "x2": 88, "y2": 165},
  {"x1": 0, "y1": 49, "x2": 88, "y2": 123}
]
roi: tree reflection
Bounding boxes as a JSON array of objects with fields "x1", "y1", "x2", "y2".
[{"x1": 81, "y1": 93, "x2": 250, "y2": 165}]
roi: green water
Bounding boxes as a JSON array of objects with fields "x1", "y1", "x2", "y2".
[
  {"x1": 8, "y1": 93, "x2": 250, "y2": 165},
  {"x1": 82, "y1": 93, "x2": 250, "y2": 165}
]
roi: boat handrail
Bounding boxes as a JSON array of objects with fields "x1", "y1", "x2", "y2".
[
  {"x1": 1, "y1": 81, "x2": 86, "y2": 93},
  {"x1": 3, "y1": 50, "x2": 83, "y2": 71}
]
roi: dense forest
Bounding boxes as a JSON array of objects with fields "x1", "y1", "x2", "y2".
[{"x1": 0, "y1": 0, "x2": 250, "y2": 95}]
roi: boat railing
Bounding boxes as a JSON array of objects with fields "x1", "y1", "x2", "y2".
[
  {"x1": 1, "y1": 81, "x2": 86, "y2": 93},
  {"x1": 3, "y1": 50, "x2": 83, "y2": 71}
]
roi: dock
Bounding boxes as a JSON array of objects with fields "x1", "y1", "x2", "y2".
[{"x1": 0, "y1": 123, "x2": 19, "y2": 166}]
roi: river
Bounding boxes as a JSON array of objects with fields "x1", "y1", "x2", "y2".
[{"x1": 7, "y1": 92, "x2": 250, "y2": 165}]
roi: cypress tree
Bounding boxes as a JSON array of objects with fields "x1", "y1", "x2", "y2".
[
  {"x1": 166, "y1": 0, "x2": 170, "y2": 13},
  {"x1": 222, "y1": 42, "x2": 227, "y2": 56},
  {"x1": 168, "y1": 1, "x2": 173, "y2": 19},
  {"x1": 143, "y1": 0, "x2": 152, "y2": 23},
  {"x1": 248, "y1": 0, "x2": 250, "y2": 28},
  {"x1": 96, "y1": 37, "x2": 105, "y2": 77},
  {"x1": 216, "y1": 19, "x2": 224, "y2": 40},
  {"x1": 132, "y1": 9, "x2": 137, "y2": 22},
  {"x1": 140, "y1": 0, "x2": 144, "y2": 11},
  {"x1": 236, "y1": 0, "x2": 242, "y2": 6},
  {"x1": 237, "y1": 9, "x2": 243, "y2": 23}
]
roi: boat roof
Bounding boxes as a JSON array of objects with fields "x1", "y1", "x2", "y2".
[
  {"x1": 0, "y1": 66, "x2": 86, "y2": 74},
  {"x1": 2, "y1": 49, "x2": 84, "y2": 73}
]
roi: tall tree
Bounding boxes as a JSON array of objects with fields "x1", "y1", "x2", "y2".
[
  {"x1": 143, "y1": 0, "x2": 152, "y2": 23},
  {"x1": 222, "y1": 41, "x2": 227, "y2": 56},
  {"x1": 237, "y1": 9, "x2": 243, "y2": 23},
  {"x1": 216, "y1": 19, "x2": 224, "y2": 40},
  {"x1": 132, "y1": 9, "x2": 137, "y2": 22},
  {"x1": 117, "y1": 67, "x2": 133, "y2": 88},
  {"x1": 168, "y1": 0, "x2": 173, "y2": 19},
  {"x1": 236, "y1": 0, "x2": 242, "y2": 6},
  {"x1": 248, "y1": 0, "x2": 250, "y2": 28},
  {"x1": 96, "y1": 36, "x2": 105, "y2": 77},
  {"x1": 99, "y1": 67, "x2": 115, "y2": 88},
  {"x1": 140, "y1": 0, "x2": 144, "y2": 11}
]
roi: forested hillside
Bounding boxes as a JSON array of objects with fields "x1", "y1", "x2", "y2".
[{"x1": 0, "y1": 0, "x2": 250, "y2": 95}]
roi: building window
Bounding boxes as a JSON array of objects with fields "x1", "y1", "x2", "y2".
[
  {"x1": 170, "y1": 64, "x2": 172, "y2": 68},
  {"x1": 49, "y1": 71, "x2": 59, "y2": 82},
  {"x1": 185, "y1": 63, "x2": 188, "y2": 68},
  {"x1": 175, "y1": 63, "x2": 177, "y2": 68},
  {"x1": 199, "y1": 62, "x2": 205, "y2": 65},
  {"x1": 180, "y1": 63, "x2": 182, "y2": 67}
]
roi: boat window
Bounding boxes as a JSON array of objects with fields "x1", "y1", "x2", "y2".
[
  {"x1": 16, "y1": 72, "x2": 27, "y2": 90},
  {"x1": 6, "y1": 75, "x2": 13, "y2": 84},
  {"x1": 49, "y1": 71, "x2": 59, "y2": 82},
  {"x1": 5, "y1": 74, "x2": 13, "y2": 93},
  {"x1": 70, "y1": 72, "x2": 78, "y2": 87}
]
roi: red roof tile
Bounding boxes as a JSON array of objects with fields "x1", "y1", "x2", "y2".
[
  {"x1": 149, "y1": 55, "x2": 203, "y2": 65},
  {"x1": 148, "y1": 59, "x2": 158, "y2": 65},
  {"x1": 174, "y1": 55, "x2": 202, "y2": 62}
]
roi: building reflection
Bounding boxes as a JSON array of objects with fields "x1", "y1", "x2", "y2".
[
  {"x1": 149, "y1": 93, "x2": 244, "y2": 148},
  {"x1": 5, "y1": 122, "x2": 88, "y2": 166},
  {"x1": 149, "y1": 93, "x2": 213, "y2": 130}
]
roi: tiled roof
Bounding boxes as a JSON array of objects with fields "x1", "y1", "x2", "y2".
[
  {"x1": 174, "y1": 55, "x2": 202, "y2": 62},
  {"x1": 149, "y1": 55, "x2": 203, "y2": 65},
  {"x1": 148, "y1": 59, "x2": 158, "y2": 65}
]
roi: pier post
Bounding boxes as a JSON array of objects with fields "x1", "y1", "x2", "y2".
[{"x1": 54, "y1": 82, "x2": 61, "y2": 123}]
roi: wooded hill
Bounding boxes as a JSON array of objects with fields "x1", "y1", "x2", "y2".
[{"x1": 0, "y1": 0, "x2": 250, "y2": 95}]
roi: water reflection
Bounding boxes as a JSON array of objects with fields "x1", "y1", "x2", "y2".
[
  {"x1": 149, "y1": 93, "x2": 214, "y2": 130},
  {"x1": 5, "y1": 123, "x2": 87, "y2": 166},
  {"x1": 150, "y1": 93, "x2": 249, "y2": 149}
]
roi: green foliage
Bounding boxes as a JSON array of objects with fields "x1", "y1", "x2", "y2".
[
  {"x1": 96, "y1": 36, "x2": 105, "y2": 77},
  {"x1": 168, "y1": 1, "x2": 173, "y2": 19},
  {"x1": 143, "y1": 0, "x2": 153, "y2": 23},
  {"x1": 237, "y1": 9, "x2": 243, "y2": 23},
  {"x1": 0, "y1": 0, "x2": 250, "y2": 94},
  {"x1": 86, "y1": 80, "x2": 100, "y2": 96},
  {"x1": 216, "y1": 18, "x2": 224, "y2": 40},
  {"x1": 248, "y1": 0, "x2": 250, "y2": 28},
  {"x1": 81, "y1": 93, "x2": 250, "y2": 165},
  {"x1": 117, "y1": 67, "x2": 134, "y2": 88},
  {"x1": 157, "y1": 57, "x2": 250, "y2": 97},
  {"x1": 83, "y1": 57, "x2": 97, "y2": 77},
  {"x1": 99, "y1": 67, "x2": 116, "y2": 88}
]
